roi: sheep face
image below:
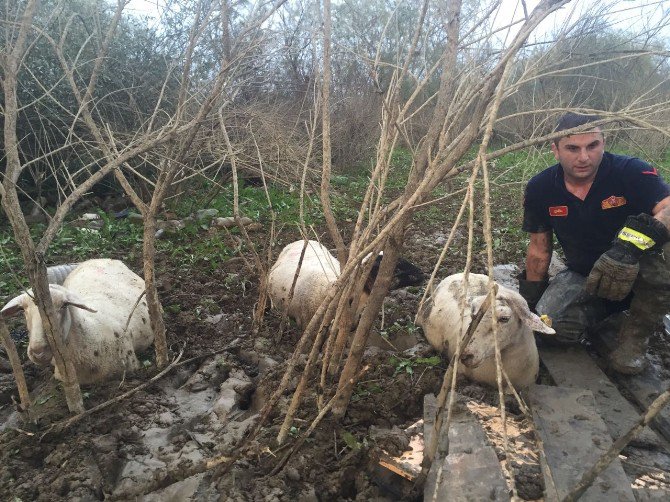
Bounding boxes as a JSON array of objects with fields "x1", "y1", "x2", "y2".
[
  {"x1": 459, "y1": 289, "x2": 554, "y2": 369},
  {"x1": 366, "y1": 255, "x2": 425, "y2": 293},
  {"x1": 1, "y1": 286, "x2": 96, "y2": 367}
]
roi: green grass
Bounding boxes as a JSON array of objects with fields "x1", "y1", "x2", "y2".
[{"x1": 174, "y1": 182, "x2": 321, "y2": 226}]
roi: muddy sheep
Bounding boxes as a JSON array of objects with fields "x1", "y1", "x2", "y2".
[
  {"x1": 1, "y1": 259, "x2": 154, "y2": 384},
  {"x1": 417, "y1": 273, "x2": 554, "y2": 389},
  {"x1": 268, "y1": 240, "x2": 424, "y2": 328}
]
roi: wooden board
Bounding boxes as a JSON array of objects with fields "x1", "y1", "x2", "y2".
[
  {"x1": 591, "y1": 330, "x2": 670, "y2": 443},
  {"x1": 529, "y1": 385, "x2": 635, "y2": 501},
  {"x1": 540, "y1": 345, "x2": 664, "y2": 449},
  {"x1": 423, "y1": 394, "x2": 509, "y2": 501}
]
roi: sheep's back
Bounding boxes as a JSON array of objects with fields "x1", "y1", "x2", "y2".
[
  {"x1": 63, "y1": 259, "x2": 153, "y2": 351},
  {"x1": 268, "y1": 241, "x2": 340, "y2": 327}
]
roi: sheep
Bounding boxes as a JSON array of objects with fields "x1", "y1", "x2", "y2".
[
  {"x1": 1, "y1": 259, "x2": 154, "y2": 384},
  {"x1": 417, "y1": 273, "x2": 555, "y2": 389},
  {"x1": 268, "y1": 240, "x2": 424, "y2": 328}
]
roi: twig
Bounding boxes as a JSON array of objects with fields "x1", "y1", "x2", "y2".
[
  {"x1": 276, "y1": 238, "x2": 309, "y2": 342},
  {"x1": 0, "y1": 318, "x2": 31, "y2": 411},
  {"x1": 122, "y1": 290, "x2": 147, "y2": 335}
]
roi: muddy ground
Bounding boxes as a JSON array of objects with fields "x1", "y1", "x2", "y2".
[{"x1": 0, "y1": 196, "x2": 668, "y2": 501}]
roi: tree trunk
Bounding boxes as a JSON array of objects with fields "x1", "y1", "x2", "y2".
[
  {"x1": 142, "y1": 212, "x2": 168, "y2": 368},
  {"x1": 331, "y1": 232, "x2": 404, "y2": 417}
]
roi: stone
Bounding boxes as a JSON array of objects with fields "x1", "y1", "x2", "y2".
[
  {"x1": 143, "y1": 473, "x2": 205, "y2": 502},
  {"x1": 285, "y1": 467, "x2": 300, "y2": 482},
  {"x1": 212, "y1": 216, "x2": 253, "y2": 228},
  {"x1": 127, "y1": 212, "x2": 144, "y2": 223},
  {"x1": 91, "y1": 434, "x2": 117, "y2": 453},
  {"x1": 212, "y1": 369, "x2": 253, "y2": 420},
  {"x1": 196, "y1": 209, "x2": 219, "y2": 221},
  {"x1": 156, "y1": 412, "x2": 175, "y2": 426},
  {"x1": 204, "y1": 314, "x2": 224, "y2": 325},
  {"x1": 157, "y1": 219, "x2": 186, "y2": 231}
]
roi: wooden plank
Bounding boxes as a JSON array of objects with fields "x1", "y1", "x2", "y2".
[
  {"x1": 540, "y1": 345, "x2": 664, "y2": 449},
  {"x1": 530, "y1": 385, "x2": 635, "y2": 501},
  {"x1": 591, "y1": 330, "x2": 670, "y2": 443},
  {"x1": 620, "y1": 447, "x2": 670, "y2": 500},
  {"x1": 423, "y1": 394, "x2": 509, "y2": 501}
]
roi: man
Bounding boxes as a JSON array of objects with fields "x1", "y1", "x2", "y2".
[{"x1": 519, "y1": 112, "x2": 670, "y2": 375}]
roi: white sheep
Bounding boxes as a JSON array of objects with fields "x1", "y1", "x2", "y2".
[
  {"x1": 268, "y1": 240, "x2": 424, "y2": 328},
  {"x1": 417, "y1": 273, "x2": 554, "y2": 389},
  {"x1": 1, "y1": 259, "x2": 154, "y2": 384}
]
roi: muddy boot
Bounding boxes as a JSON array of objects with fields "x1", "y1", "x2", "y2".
[{"x1": 608, "y1": 313, "x2": 652, "y2": 375}]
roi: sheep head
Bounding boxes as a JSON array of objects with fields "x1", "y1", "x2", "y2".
[
  {"x1": 1, "y1": 285, "x2": 97, "y2": 367},
  {"x1": 459, "y1": 288, "x2": 554, "y2": 369},
  {"x1": 365, "y1": 254, "x2": 425, "y2": 293}
]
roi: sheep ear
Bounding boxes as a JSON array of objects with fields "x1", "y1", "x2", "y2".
[
  {"x1": 1, "y1": 294, "x2": 29, "y2": 317},
  {"x1": 63, "y1": 293, "x2": 97, "y2": 313},
  {"x1": 522, "y1": 311, "x2": 555, "y2": 334},
  {"x1": 507, "y1": 294, "x2": 555, "y2": 334}
]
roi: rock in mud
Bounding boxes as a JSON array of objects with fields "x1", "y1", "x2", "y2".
[
  {"x1": 284, "y1": 466, "x2": 301, "y2": 482},
  {"x1": 143, "y1": 473, "x2": 206, "y2": 502},
  {"x1": 297, "y1": 486, "x2": 319, "y2": 502},
  {"x1": 369, "y1": 425, "x2": 410, "y2": 457},
  {"x1": 212, "y1": 369, "x2": 253, "y2": 421},
  {"x1": 113, "y1": 456, "x2": 167, "y2": 495},
  {"x1": 183, "y1": 357, "x2": 231, "y2": 392},
  {"x1": 91, "y1": 434, "x2": 117, "y2": 453}
]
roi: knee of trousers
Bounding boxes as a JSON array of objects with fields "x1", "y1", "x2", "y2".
[
  {"x1": 637, "y1": 248, "x2": 670, "y2": 290},
  {"x1": 547, "y1": 319, "x2": 585, "y2": 344}
]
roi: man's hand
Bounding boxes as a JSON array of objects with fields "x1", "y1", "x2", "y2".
[
  {"x1": 517, "y1": 270, "x2": 549, "y2": 312},
  {"x1": 585, "y1": 248, "x2": 639, "y2": 300},
  {"x1": 585, "y1": 213, "x2": 670, "y2": 300}
]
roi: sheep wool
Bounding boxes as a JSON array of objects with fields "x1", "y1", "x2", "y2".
[{"x1": 268, "y1": 240, "x2": 340, "y2": 329}]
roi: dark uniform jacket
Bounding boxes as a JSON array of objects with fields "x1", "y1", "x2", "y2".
[{"x1": 522, "y1": 152, "x2": 670, "y2": 276}]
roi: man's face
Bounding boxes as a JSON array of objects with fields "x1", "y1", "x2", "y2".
[{"x1": 551, "y1": 129, "x2": 605, "y2": 184}]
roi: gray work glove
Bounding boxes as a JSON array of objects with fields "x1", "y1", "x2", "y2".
[
  {"x1": 517, "y1": 270, "x2": 548, "y2": 313},
  {"x1": 585, "y1": 213, "x2": 670, "y2": 301}
]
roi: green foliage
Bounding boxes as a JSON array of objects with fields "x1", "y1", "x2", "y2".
[
  {"x1": 340, "y1": 430, "x2": 365, "y2": 451},
  {"x1": 380, "y1": 319, "x2": 420, "y2": 341},
  {"x1": 389, "y1": 355, "x2": 441, "y2": 377},
  {"x1": 10, "y1": 0, "x2": 176, "y2": 200},
  {"x1": 351, "y1": 382, "x2": 383, "y2": 403},
  {"x1": 179, "y1": 183, "x2": 320, "y2": 226}
]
